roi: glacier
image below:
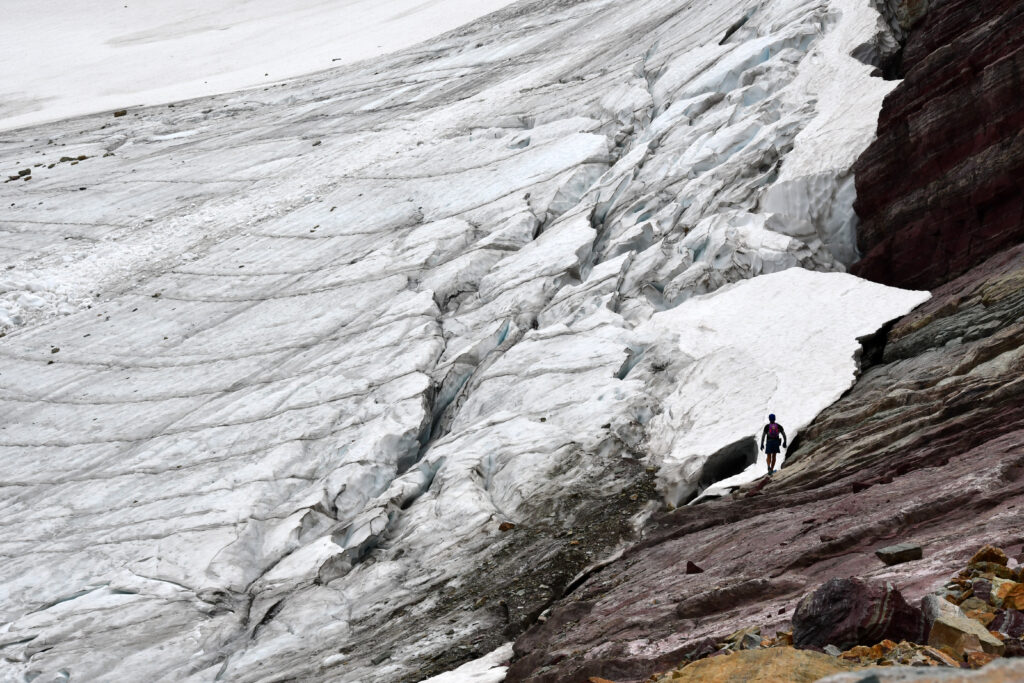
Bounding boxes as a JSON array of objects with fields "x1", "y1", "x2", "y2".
[{"x1": 0, "y1": 0, "x2": 927, "y2": 680}]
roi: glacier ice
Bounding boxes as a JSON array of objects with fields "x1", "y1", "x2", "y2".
[{"x1": 0, "y1": 0, "x2": 926, "y2": 680}]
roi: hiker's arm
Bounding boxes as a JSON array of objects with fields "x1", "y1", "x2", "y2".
[{"x1": 780, "y1": 425, "x2": 787, "y2": 445}]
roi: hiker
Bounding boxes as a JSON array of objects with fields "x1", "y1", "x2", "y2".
[{"x1": 760, "y1": 413, "x2": 787, "y2": 475}]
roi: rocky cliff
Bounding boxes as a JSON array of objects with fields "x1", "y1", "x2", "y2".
[
  {"x1": 507, "y1": 0, "x2": 1024, "y2": 679},
  {"x1": 851, "y1": 0, "x2": 1024, "y2": 290}
]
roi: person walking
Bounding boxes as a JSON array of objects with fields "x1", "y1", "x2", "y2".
[{"x1": 760, "y1": 413, "x2": 787, "y2": 475}]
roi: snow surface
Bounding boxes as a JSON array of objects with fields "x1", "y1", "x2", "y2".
[
  {"x1": 0, "y1": 0, "x2": 521, "y2": 132},
  {"x1": 644, "y1": 268, "x2": 930, "y2": 504},
  {"x1": 420, "y1": 643, "x2": 513, "y2": 683},
  {"x1": 0, "y1": 0, "x2": 923, "y2": 680}
]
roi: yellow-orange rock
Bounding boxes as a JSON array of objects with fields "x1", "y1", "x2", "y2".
[
  {"x1": 997, "y1": 582, "x2": 1024, "y2": 610},
  {"x1": 971, "y1": 546, "x2": 1009, "y2": 566},
  {"x1": 665, "y1": 647, "x2": 852, "y2": 682},
  {"x1": 921, "y1": 646, "x2": 961, "y2": 667},
  {"x1": 588, "y1": 677, "x2": 616, "y2": 683},
  {"x1": 965, "y1": 610, "x2": 997, "y2": 627},
  {"x1": 965, "y1": 651, "x2": 1000, "y2": 669}
]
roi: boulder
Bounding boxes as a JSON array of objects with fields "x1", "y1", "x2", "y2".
[
  {"x1": 927, "y1": 613, "x2": 1005, "y2": 658},
  {"x1": 876, "y1": 543, "x2": 924, "y2": 566},
  {"x1": 972, "y1": 546, "x2": 1010, "y2": 566},
  {"x1": 793, "y1": 578, "x2": 924, "y2": 650},
  {"x1": 656, "y1": 647, "x2": 852, "y2": 682}
]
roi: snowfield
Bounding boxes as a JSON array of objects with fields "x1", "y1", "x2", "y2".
[
  {"x1": 0, "y1": 0, "x2": 523, "y2": 132},
  {"x1": 0, "y1": 0, "x2": 926, "y2": 680}
]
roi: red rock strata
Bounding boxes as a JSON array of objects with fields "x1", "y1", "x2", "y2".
[{"x1": 851, "y1": 0, "x2": 1024, "y2": 290}]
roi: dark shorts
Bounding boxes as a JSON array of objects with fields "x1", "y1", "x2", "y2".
[{"x1": 765, "y1": 438, "x2": 781, "y2": 455}]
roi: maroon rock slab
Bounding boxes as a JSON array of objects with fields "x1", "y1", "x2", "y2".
[{"x1": 791, "y1": 578, "x2": 924, "y2": 650}]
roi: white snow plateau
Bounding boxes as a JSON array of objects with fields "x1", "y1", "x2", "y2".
[{"x1": 0, "y1": 0, "x2": 928, "y2": 681}]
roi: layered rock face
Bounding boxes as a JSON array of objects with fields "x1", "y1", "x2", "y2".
[{"x1": 851, "y1": 0, "x2": 1024, "y2": 290}]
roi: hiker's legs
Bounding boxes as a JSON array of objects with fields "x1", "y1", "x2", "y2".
[{"x1": 767, "y1": 452, "x2": 776, "y2": 472}]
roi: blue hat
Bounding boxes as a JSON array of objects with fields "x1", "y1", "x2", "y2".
[{"x1": 768, "y1": 414, "x2": 776, "y2": 421}]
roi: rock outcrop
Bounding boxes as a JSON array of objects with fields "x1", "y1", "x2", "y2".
[{"x1": 851, "y1": 0, "x2": 1024, "y2": 290}]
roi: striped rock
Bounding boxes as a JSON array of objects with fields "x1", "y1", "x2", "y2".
[{"x1": 792, "y1": 578, "x2": 924, "y2": 651}]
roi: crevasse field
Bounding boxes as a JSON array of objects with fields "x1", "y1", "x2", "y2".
[{"x1": 0, "y1": 0, "x2": 927, "y2": 680}]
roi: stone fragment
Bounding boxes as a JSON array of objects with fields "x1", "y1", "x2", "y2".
[
  {"x1": 921, "y1": 646, "x2": 961, "y2": 667},
  {"x1": 875, "y1": 543, "x2": 923, "y2": 566},
  {"x1": 793, "y1": 578, "x2": 924, "y2": 650},
  {"x1": 724, "y1": 626, "x2": 760, "y2": 644},
  {"x1": 962, "y1": 597, "x2": 994, "y2": 613},
  {"x1": 588, "y1": 678, "x2": 615, "y2": 683},
  {"x1": 972, "y1": 546, "x2": 1009, "y2": 566},
  {"x1": 973, "y1": 579, "x2": 994, "y2": 603},
  {"x1": 965, "y1": 651, "x2": 1000, "y2": 669},
  {"x1": 971, "y1": 562, "x2": 1014, "y2": 580},
  {"x1": 498, "y1": 522, "x2": 516, "y2": 532},
  {"x1": 1005, "y1": 638, "x2": 1024, "y2": 658},
  {"x1": 663, "y1": 647, "x2": 852, "y2": 682},
  {"x1": 964, "y1": 609, "x2": 996, "y2": 628},
  {"x1": 928, "y1": 614, "x2": 1005, "y2": 658},
  {"x1": 739, "y1": 632, "x2": 763, "y2": 650},
  {"x1": 990, "y1": 609, "x2": 1024, "y2": 638},
  {"x1": 823, "y1": 644, "x2": 842, "y2": 656},
  {"x1": 841, "y1": 640, "x2": 960, "y2": 668},
  {"x1": 113, "y1": 109, "x2": 128, "y2": 117},
  {"x1": 685, "y1": 561, "x2": 703, "y2": 574}
]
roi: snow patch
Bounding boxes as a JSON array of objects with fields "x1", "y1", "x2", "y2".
[
  {"x1": 643, "y1": 269, "x2": 930, "y2": 505},
  {"x1": 421, "y1": 643, "x2": 513, "y2": 683}
]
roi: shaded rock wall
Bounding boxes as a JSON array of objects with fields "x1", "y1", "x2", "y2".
[{"x1": 851, "y1": 0, "x2": 1024, "y2": 290}]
